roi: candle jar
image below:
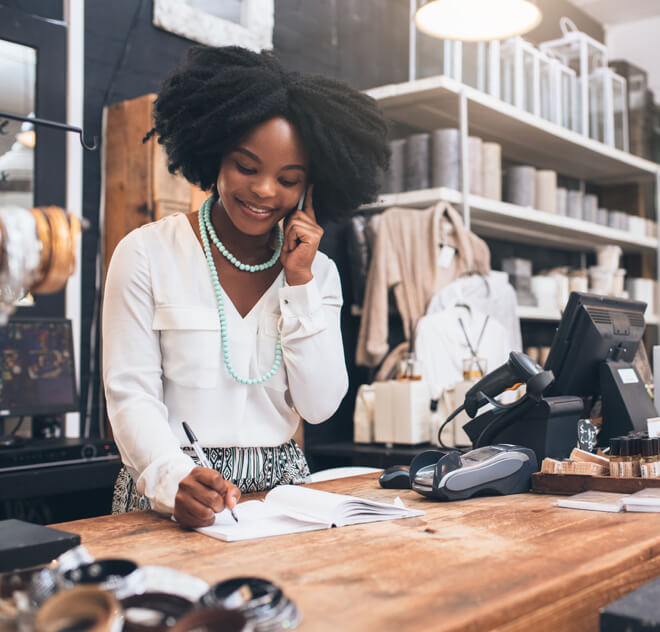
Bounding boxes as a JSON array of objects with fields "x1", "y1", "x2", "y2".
[{"x1": 500, "y1": 37, "x2": 541, "y2": 116}]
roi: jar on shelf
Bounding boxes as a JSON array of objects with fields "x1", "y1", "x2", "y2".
[
  {"x1": 588, "y1": 67, "x2": 629, "y2": 150},
  {"x1": 539, "y1": 17, "x2": 608, "y2": 136},
  {"x1": 550, "y1": 57, "x2": 579, "y2": 131},
  {"x1": 461, "y1": 40, "x2": 501, "y2": 98},
  {"x1": 500, "y1": 36, "x2": 542, "y2": 116}
]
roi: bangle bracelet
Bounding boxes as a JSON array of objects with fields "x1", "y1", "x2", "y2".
[
  {"x1": 34, "y1": 585, "x2": 122, "y2": 632},
  {"x1": 32, "y1": 206, "x2": 72, "y2": 294}
]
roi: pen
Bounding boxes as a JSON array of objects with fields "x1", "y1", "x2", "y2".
[{"x1": 182, "y1": 421, "x2": 239, "y2": 523}]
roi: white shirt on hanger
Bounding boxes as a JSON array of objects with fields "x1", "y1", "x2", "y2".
[
  {"x1": 415, "y1": 306, "x2": 510, "y2": 401},
  {"x1": 102, "y1": 213, "x2": 348, "y2": 514},
  {"x1": 426, "y1": 274, "x2": 522, "y2": 352}
]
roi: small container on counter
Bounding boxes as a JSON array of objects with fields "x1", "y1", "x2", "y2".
[{"x1": 640, "y1": 437, "x2": 660, "y2": 479}]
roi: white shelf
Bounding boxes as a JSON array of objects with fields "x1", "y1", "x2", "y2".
[
  {"x1": 351, "y1": 303, "x2": 658, "y2": 326},
  {"x1": 518, "y1": 305, "x2": 658, "y2": 326},
  {"x1": 366, "y1": 75, "x2": 659, "y2": 184},
  {"x1": 361, "y1": 187, "x2": 658, "y2": 254}
]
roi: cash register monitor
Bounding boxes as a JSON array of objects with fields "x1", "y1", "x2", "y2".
[
  {"x1": 544, "y1": 291, "x2": 653, "y2": 440},
  {"x1": 0, "y1": 318, "x2": 78, "y2": 417}
]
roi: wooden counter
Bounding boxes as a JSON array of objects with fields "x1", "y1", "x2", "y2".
[{"x1": 54, "y1": 474, "x2": 660, "y2": 631}]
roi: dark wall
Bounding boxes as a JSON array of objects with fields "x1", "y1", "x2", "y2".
[
  {"x1": 81, "y1": 0, "x2": 192, "y2": 433},
  {"x1": 0, "y1": 0, "x2": 61, "y2": 21},
  {"x1": 274, "y1": 0, "x2": 409, "y2": 89}
]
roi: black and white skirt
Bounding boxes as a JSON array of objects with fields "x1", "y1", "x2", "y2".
[{"x1": 111, "y1": 439, "x2": 311, "y2": 514}]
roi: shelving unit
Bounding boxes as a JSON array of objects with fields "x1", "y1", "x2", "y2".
[
  {"x1": 365, "y1": 75, "x2": 659, "y2": 184},
  {"x1": 361, "y1": 187, "x2": 657, "y2": 254},
  {"x1": 363, "y1": 73, "x2": 660, "y2": 316},
  {"x1": 518, "y1": 305, "x2": 658, "y2": 326}
]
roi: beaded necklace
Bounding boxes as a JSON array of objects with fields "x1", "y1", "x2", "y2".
[
  {"x1": 200, "y1": 197, "x2": 283, "y2": 271},
  {"x1": 198, "y1": 197, "x2": 282, "y2": 385}
]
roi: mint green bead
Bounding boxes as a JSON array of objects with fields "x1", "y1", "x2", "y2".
[{"x1": 199, "y1": 196, "x2": 282, "y2": 385}]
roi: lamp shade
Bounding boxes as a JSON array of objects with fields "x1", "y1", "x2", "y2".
[{"x1": 415, "y1": 0, "x2": 542, "y2": 42}]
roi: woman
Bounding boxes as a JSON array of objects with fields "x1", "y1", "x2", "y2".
[{"x1": 102, "y1": 45, "x2": 389, "y2": 528}]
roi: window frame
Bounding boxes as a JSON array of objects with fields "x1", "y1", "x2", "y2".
[{"x1": 152, "y1": 0, "x2": 274, "y2": 51}]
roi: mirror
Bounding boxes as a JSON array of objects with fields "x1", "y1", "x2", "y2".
[{"x1": 0, "y1": 39, "x2": 36, "y2": 209}]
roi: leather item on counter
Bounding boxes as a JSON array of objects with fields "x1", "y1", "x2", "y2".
[
  {"x1": 121, "y1": 592, "x2": 194, "y2": 632},
  {"x1": 169, "y1": 607, "x2": 252, "y2": 632}
]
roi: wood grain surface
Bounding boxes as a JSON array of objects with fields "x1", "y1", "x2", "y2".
[{"x1": 54, "y1": 474, "x2": 660, "y2": 632}]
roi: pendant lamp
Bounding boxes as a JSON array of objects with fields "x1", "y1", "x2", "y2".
[{"x1": 415, "y1": 0, "x2": 542, "y2": 41}]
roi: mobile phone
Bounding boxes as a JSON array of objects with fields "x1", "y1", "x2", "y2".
[{"x1": 296, "y1": 188, "x2": 306, "y2": 210}]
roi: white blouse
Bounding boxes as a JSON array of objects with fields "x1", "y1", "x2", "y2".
[{"x1": 102, "y1": 213, "x2": 348, "y2": 514}]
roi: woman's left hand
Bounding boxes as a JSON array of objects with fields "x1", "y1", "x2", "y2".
[{"x1": 280, "y1": 184, "x2": 323, "y2": 286}]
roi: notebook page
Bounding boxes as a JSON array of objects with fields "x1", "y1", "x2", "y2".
[
  {"x1": 265, "y1": 486, "x2": 425, "y2": 526},
  {"x1": 196, "y1": 499, "x2": 329, "y2": 542}
]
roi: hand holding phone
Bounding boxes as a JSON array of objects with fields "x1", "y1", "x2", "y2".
[{"x1": 280, "y1": 183, "x2": 322, "y2": 286}]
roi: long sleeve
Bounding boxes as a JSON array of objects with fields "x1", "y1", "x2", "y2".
[
  {"x1": 278, "y1": 255, "x2": 348, "y2": 423},
  {"x1": 355, "y1": 214, "x2": 396, "y2": 367},
  {"x1": 102, "y1": 230, "x2": 195, "y2": 515}
]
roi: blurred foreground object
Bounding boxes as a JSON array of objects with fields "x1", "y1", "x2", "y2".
[{"x1": 0, "y1": 205, "x2": 82, "y2": 324}]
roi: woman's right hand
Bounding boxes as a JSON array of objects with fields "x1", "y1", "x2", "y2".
[{"x1": 173, "y1": 467, "x2": 241, "y2": 528}]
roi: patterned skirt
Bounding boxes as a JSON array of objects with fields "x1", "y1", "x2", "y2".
[{"x1": 111, "y1": 439, "x2": 311, "y2": 514}]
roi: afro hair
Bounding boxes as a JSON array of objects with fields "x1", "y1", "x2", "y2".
[{"x1": 145, "y1": 45, "x2": 390, "y2": 225}]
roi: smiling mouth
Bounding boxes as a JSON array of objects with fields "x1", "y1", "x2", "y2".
[{"x1": 238, "y1": 198, "x2": 277, "y2": 216}]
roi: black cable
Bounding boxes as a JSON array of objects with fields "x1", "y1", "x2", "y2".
[
  {"x1": 9, "y1": 416, "x2": 25, "y2": 435},
  {"x1": 436, "y1": 404, "x2": 466, "y2": 450}
]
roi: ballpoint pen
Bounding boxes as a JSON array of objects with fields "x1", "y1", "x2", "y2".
[{"x1": 182, "y1": 421, "x2": 239, "y2": 523}]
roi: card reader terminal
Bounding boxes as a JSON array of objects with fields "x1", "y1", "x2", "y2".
[{"x1": 410, "y1": 444, "x2": 538, "y2": 500}]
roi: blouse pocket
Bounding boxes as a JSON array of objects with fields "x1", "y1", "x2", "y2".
[
  {"x1": 258, "y1": 312, "x2": 287, "y2": 393},
  {"x1": 153, "y1": 306, "x2": 220, "y2": 388}
]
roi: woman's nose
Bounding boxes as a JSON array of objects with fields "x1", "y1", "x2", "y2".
[{"x1": 250, "y1": 176, "x2": 277, "y2": 199}]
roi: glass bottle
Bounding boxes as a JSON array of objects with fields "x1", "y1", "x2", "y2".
[
  {"x1": 609, "y1": 437, "x2": 621, "y2": 477},
  {"x1": 618, "y1": 437, "x2": 634, "y2": 478},
  {"x1": 641, "y1": 438, "x2": 660, "y2": 479}
]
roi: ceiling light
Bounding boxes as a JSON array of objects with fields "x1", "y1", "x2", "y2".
[{"x1": 415, "y1": 0, "x2": 542, "y2": 41}]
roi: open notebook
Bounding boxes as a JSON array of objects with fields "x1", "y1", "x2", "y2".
[{"x1": 196, "y1": 485, "x2": 425, "y2": 542}]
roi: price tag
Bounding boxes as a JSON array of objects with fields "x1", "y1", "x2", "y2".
[
  {"x1": 577, "y1": 419, "x2": 597, "y2": 452},
  {"x1": 437, "y1": 246, "x2": 455, "y2": 269}
]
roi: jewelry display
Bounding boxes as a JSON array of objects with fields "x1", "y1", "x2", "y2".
[
  {"x1": 198, "y1": 198, "x2": 282, "y2": 386},
  {"x1": 0, "y1": 205, "x2": 83, "y2": 323},
  {"x1": 0, "y1": 206, "x2": 40, "y2": 324}
]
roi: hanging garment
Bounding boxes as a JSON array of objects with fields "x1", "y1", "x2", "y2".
[
  {"x1": 415, "y1": 306, "x2": 510, "y2": 401},
  {"x1": 355, "y1": 201, "x2": 491, "y2": 377},
  {"x1": 426, "y1": 274, "x2": 522, "y2": 352}
]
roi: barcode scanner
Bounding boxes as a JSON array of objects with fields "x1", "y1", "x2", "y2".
[{"x1": 463, "y1": 351, "x2": 554, "y2": 418}]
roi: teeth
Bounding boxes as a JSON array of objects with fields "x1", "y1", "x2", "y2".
[{"x1": 244, "y1": 202, "x2": 273, "y2": 214}]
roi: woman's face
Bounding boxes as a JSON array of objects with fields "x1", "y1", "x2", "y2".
[{"x1": 216, "y1": 117, "x2": 308, "y2": 237}]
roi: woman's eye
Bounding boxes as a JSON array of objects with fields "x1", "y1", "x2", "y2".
[
  {"x1": 279, "y1": 179, "x2": 299, "y2": 188},
  {"x1": 235, "y1": 161, "x2": 256, "y2": 174}
]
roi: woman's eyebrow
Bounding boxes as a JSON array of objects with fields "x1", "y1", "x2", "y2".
[{"x1": 235, "y1": 147, "x2": 305, "y2": 172}]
